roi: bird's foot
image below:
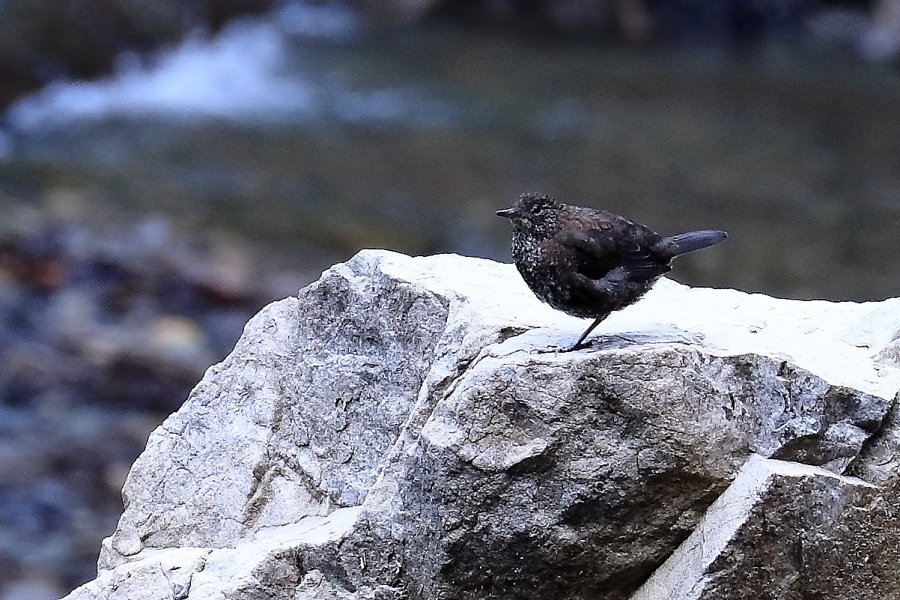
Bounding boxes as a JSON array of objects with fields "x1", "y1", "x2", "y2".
[
  {"x1": 529, "y1": 334, "x2": 639, "y2": 354},
  {"x1": 531, "y1": 345, "x2": 564, "y2": 354},
  {"x1": 561, "y1": 341, "x2": 592, "y2": 353},
  {"x1": 563, "y1": 334, "x2": 638, "y2": 352}
]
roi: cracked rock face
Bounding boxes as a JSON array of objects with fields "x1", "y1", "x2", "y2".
[{"x1": 62, "y1": 250, "x2": 900, "y2": 600}]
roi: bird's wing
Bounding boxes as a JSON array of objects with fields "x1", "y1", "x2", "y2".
[{"x1": 560, "y1": 228, "x2": 671, "y2": 282}]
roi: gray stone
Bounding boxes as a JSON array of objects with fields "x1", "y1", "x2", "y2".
[
  {"x1": 61, "y1": 250, "x2": 900, "y2": 600},
  {"x1": 632, "y1": 455, "x2": 900, "y2": 600}
]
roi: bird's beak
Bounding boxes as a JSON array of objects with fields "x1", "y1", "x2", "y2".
[{"x1": 496, "y1": 207, "x2": 516, "y2": 219}]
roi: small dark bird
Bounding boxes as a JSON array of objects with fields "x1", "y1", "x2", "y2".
[{"x1": 497, "y1": 193, "x2": 727, "y2": 350}]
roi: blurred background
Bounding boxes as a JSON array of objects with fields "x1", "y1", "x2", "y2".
[{"x1": 1, "y1": 0, "x2": 900, "y2": 597}]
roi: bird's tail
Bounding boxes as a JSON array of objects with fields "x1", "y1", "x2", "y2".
[{"x1": 661, "y1": 230, "x2": 727, "y2": 256}]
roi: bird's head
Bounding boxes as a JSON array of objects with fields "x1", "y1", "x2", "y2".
[{"x1": 496, "y1": 193, "x2": 564, "y2": 238}]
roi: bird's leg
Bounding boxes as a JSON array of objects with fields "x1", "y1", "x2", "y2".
[{"x1": 565, "y1": 314, "x2": 609, "y2": 352}]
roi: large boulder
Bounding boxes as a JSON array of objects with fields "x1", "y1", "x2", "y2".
[{"x1": 62, "y1": 250, "x2": 900, "y2": 600}]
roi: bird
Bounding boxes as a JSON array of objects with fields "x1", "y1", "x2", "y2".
[{"x1": 496, "y1": 193, "x2": 727, "y2": 351}]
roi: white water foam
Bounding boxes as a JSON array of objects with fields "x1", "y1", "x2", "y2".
[
  {"x1": 5, "y1": 1, "x2": 459, "y2": 132},
  {"x1": 3, "y1": 2, "x2": 400, "y2": 130},
  {"x1": 6, "y1": 17, "x2": 316, "y2": 128}
]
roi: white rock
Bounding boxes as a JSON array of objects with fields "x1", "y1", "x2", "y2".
[{"x1": 62, "y1": 250, "x2": 900, "y2": 600}]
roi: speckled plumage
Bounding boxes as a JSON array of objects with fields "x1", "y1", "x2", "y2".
[{"x1": 497, "y1": 193, "x2": 727, "y2": 350}]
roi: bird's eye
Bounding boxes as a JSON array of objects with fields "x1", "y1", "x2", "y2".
[{"x1": 530, "y1": 204, "x2": 543, "y2": 215}]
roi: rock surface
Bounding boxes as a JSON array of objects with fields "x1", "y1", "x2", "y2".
[
  {"x1": 631, "y1": 455, "x2": 900, "y2": 600},
  {"x1": 62, "y1": 250, "x2": 900, "y2": 600}
]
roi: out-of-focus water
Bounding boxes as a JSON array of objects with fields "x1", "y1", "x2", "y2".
[{"x1": 3, "y1": 2, "x2": 900, "y2": 301}]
